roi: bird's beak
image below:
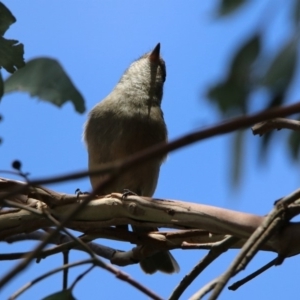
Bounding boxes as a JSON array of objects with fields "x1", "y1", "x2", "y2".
[{"x1": 149, "y1": 43, "x2": 160, "y2": 62}]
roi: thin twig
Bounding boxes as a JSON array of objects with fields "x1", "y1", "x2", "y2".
[
  {"x1": 36, "y1": 213, "x2": 163, "y2": 299},
  {"x1": 9, "y1": 250, "x2": 163, "y2": 300},
  {"x1": 189, "y1": 278, "x2": 218, "y2": 300},
  {"x1": 93, "y1": 259, "x2": 163, "y2": 300},
  {"x1": 252, "y1": 118, "x2": 300, "y2": 135},
  {"x1": 62, "y1": 251, "x2": 69, "y2": 290},
  {"x1": 204, "y1": 189, "x2": 300, "y2": 300},
  {"x1": 9, "y1": 259, "x2": 94, "y2": 299},
  {"x1": 169, "y1": 236, "x2": 239, "y2": 300},
  {"x1": 69, "y1": 265, "x2": 95, "y2": 291},
  {"x1": 26, "y1": 101, "x2": 300, "y2": 187},
  {"x1": 2, "y1": 102, "x2": 300, "y2": 196},
  {"x1": 228, "y1": 258, "x2": 277, "y2": 291},
  {"x1": 43, "y1": 211, "x2": 97, "y2": 259},
  {"x1": 236, "y1": 217, "x2": 282, "y2": 273},
  {"x1": 1, "y1": 231, "x2": 117, "y2": 261}
]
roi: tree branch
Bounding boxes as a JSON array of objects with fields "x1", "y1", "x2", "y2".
[
  {"x1": 204, "y1": 188, "x2": 300, "y2": 300},
  {"x1": 252, "y1": 118, "x2": 300, "y2": 135},
  {"x1": 169, "y1": 236, "x2": 239, "y2": 300},
  {"x1": 2, "y1": 102, "x2": 300, "y2": 290},
  {"x1": 2, "y1": 178, "x2": 300, "y2": 298}
]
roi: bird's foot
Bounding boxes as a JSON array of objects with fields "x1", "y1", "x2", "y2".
[
  {"x1": 122, "y1": 189, "x2": 138, "y2": 199},
  {"x1": 75, "y1": 188, "x2": 90, "y2": 198}
]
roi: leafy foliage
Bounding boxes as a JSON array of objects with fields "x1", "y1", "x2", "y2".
[
  {"x1": 217, "y1": 0, "x2": 247, "y2": 16},
  {"x1": 208, "y1": 34, "x2": 261, "y2": 115},
  {"x1": 0, "y1": 3, "x2": 85, "y2": 113},
  {"x1": 293, "y1": 0, "x2": 300, "y2": 25},
  {"x1": 207, "y1": 0, "x2": 300, "y2": 182},
  {"x1": 0, "y1": 2, "x2": 16, "y2": 36},
  {"x1": 0, "y1": 37, "x2": 25, "y2": 74},
  {"x1": 262, "y1": 39, "x2": 298, "y2": 96},
  {"x1": 0, "y1": 3, "x2": 25, "y2": 74},
  {"x1": 0, "y1": 72, "x2": 3, "y2": 100},
  {"x1": 4, "y1": 58, "x2": 86, "y2": 113}
]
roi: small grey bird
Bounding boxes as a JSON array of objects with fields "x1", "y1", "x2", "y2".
[{"x1": 83, "y1": 43, "x2": 179, "y2": 274}]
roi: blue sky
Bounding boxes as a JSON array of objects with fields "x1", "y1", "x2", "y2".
[{"x1": 1, "y1": 1, "x2": 300, "y2": 299}]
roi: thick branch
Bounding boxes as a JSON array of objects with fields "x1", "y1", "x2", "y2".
[{"x1": 2, "y1": 180, "x2": 300, "y2": 259}]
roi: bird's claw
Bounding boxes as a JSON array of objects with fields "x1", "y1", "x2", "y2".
[
  {"x1": 75, "y1": 188, "x2": 90, "y2": 198},
  {"x1": 122, "y1": 189, "x2": 137, "y2": 199}
]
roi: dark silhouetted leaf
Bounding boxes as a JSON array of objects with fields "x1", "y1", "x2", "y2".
[
  {"x1": 293, "y1": 0, "x2": 300, "y2": 25},
  {"x1": 231, "y1": 130, "x2": 245, "y2": 186},
  {"x1": 0, "y1": 3, "x2": 24, "y2": 73},
  {"x1": 0, "y1": 37, "x2": 25, "y2": 73},
  {"x1": 207, "y1": 78, "x2": 248, "y2": 115},
  {"x1": 218, "y1": 0, "x2": 247, "y2": 16},
  {"x1": 4, "y1": 58, "x2": 86, "y2": 113},
  {"x1": 259, "y1": 131, "x2": 274, "y2": 160},
  {"x1": 260, "y1": 94, "x2": 283, "y2": 152},
  {"x1": 207, "y1": 34, "x2": 260, "y2": 115},
  {"x1": 0, "y1": 3, "x2": 16, "y2": 36},
  {"x1": 288, "y1": 129, "x2": 300, "y2": 160},
  {"x1": 230, "y1": 34, "x2": 261, "y2": 78},
  {"x1": 266, "y1": 92, "x2": 285, "y2": 109},
  {"x1": 262, "y1": 39, "x2": 298, "y2": 95},
  {"x1": 41, "y1": 289, "x2": 76, "y2": 300},
  {"x1": 259, "y1": 93, "x2": 284, "y2": 158},
  {"x1": 0, "y1": 72, "x2": 3, "y2": 100}
]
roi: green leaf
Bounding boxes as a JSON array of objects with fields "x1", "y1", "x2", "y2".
[
  {"x1": 0, "y1": 3, "x2": 25, "y2": 73},
  {"x1": 207, "y1": 35, "x2": 260, "y2": 115},
  {"x1": 41, "y1": 289, "x2": 77, "y2": 300},
  {"x1": 0, "y1": 3, "x2": 16, "y2": 36},
  {"x1": 0, "y1": 72, "x2": 3, "y2": 100},
  {"x1": 259, "y1": 94, "x2": 284, "y2": 158},
  {"x1": 0, "y1": 37, "x2": 25, "y2": 73},
  {"x1": 259, "y1": 131, "x2": 274, "y2": 160},
  {"x1": 288, "y1": 129, "x2": 300, "y2": 160},
  {"x1": 230, "y1": 34, "x2": 261, "y2": 78},
  {"x1": 293, "y1": 0, "x2": 300, "y2": 25},
  {"x1": 207, "y1": 77, "x2": 248, "y2": 115},
  {"x1": 262, "y1": 39, "x2": 298, "y2": 95},
  {"x1": 218, "y1": 0, "x2": 247, "y2": 16},
  {"x1": 4, "y1": 58, "x2": 86, "y2": 113}
]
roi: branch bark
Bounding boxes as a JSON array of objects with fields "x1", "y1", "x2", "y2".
[{"x1": 1, "y1": 177, "x2": 300, "y2": 259}]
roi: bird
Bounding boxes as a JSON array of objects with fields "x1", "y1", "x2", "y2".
[{"x1": 83, "y1": 43, "x2": 179, "y2": 274}]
